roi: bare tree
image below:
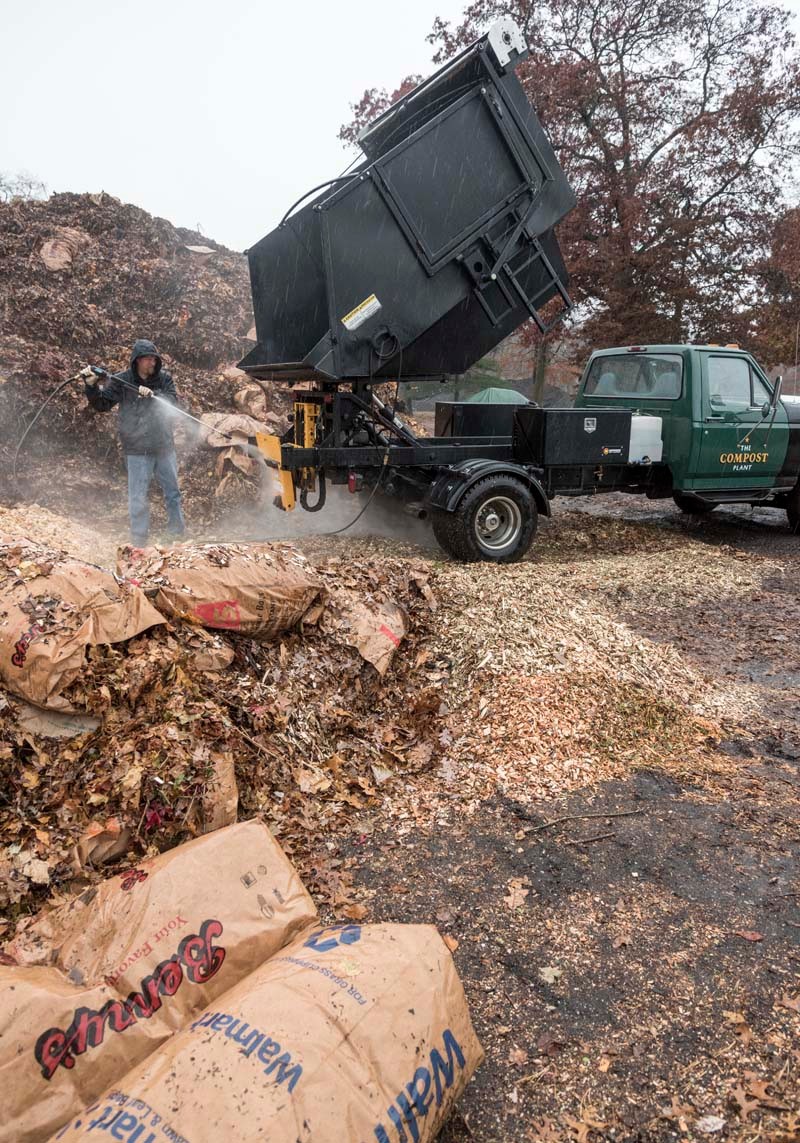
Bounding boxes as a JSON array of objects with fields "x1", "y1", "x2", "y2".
[{"x1": 0, "y1": 171, "x2": 47, "y2": 204}]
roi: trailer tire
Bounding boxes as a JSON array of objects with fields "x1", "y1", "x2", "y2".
[
  {"x1": 673, "y1": 492, "x2": 717, "y2": 515},
  {"x1": 432, "y1": 475, "x2": 538, "y2": 563}
]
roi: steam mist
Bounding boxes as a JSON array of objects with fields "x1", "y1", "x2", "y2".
[{"x1": 231, "y1": 447, "x2": 436, "y2": 548}]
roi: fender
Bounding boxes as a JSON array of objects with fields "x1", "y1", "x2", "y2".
[{"x1": 426, "y1": 459, "x2": 551, "y2": 516}]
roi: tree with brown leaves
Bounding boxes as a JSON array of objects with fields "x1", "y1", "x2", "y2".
[{"x1": 751, "y1": 207, "x2": 800, "y2": 371}]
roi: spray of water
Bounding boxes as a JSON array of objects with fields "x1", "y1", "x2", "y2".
[
  {"x1": 6, "y1": 374, "x2": 436, "y2": 552},
  {"x1": 162, "y1": 390, "x2": 436, "y2": 548}
]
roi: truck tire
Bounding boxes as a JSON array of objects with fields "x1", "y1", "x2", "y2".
[
  {"x1": 432, "y1": 475, "x2": 538, "y2": 563},
  {"x1": 787, "y1": 484, "x2": 800, "y2": 534},
  {"x1": 673, "y1": 492, "x2": 717, "y2": 515}
]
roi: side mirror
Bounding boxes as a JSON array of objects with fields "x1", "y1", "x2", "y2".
[{"x1": 772, "y1": 374, "x2": 783, "y2": 409}]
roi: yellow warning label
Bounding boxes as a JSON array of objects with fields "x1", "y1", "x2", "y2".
[{"x1": 341, "y1": 293, "x2": 382, "y2": 331}]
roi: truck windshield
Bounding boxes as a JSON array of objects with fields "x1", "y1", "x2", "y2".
[{"x1": 584, "y1": 353, "x2": 683, "y2": 399}]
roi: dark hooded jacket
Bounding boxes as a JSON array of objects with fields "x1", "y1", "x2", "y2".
[{"x1": 85, "y1": 339, "x2": 179, "y2": 455}]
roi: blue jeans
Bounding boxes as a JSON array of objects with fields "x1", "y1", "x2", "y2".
[{"x1": 126, "y1": 450, "x2": 185, "y2": 545}]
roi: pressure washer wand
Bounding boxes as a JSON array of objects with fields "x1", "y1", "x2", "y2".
[{"x1": 86, "y1": 367, "x2": 250, "y2": 446}]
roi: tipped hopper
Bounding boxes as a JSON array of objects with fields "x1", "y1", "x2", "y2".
[{"x1": 239, "y1": 18, "x2": 576, "y2": 384}]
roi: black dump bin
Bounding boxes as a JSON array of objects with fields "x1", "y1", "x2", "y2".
[{"x1": 239, "y1": 18, "x2": 576, "y2": 384}]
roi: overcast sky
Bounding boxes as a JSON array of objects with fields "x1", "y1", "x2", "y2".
[
  {"x1": 6, "y1": 0, "x2": 800, "y2": 253},
  {"x1": 2, "y1": 0, "x2": 470, "y2": 251}
]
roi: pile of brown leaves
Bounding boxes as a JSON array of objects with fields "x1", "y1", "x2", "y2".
[{"x1": 0, "y1": 537, "x2": 438, "y2": 925}]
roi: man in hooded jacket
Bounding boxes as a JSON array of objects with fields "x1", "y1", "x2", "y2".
[{"x1": 85, "y1": 338, "x2": 186, "y2": 546}]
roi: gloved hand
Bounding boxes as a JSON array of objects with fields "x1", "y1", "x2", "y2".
[
  {"x1": 79, "y1": 365, "x2": 98, "y2": 385},
  {"x1": 138, "y1": 385, "x2": 153, "y2": 399}
]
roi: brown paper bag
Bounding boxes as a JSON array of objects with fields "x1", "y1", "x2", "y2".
[
  {"x1": 118, "y1": 542, "x2": 321, "y2": 639},
  {"x1": 7, "y1": 820, "x2": 316, "y2": 991},
  {"x1": 1, "y1": 822, "x2": 317, "y2": 1142},
  {"x1": 321, "y1": 589, "x2": 408, "y2": 675},
  {"x1": 0, "y1": 967, "x2": 168, "y2": 1143},
  {"x1": 51, "y1": 923, "x2": 483, "y2": 1143},
  {"x1": 0, "y1": 535, "x2": 164, "y2": 711}
]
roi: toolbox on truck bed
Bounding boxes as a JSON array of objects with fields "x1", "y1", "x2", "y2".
[
  {"x1": 435, "y1": 402, "x2": 526, "y2": 439},
  {"x1": 513, "y1": 407, "x2": 633, "y2": 466}
]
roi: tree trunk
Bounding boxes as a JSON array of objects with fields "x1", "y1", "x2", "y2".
[{"x1": 532, "y1": 342, "x2": 548, "y2": 405}]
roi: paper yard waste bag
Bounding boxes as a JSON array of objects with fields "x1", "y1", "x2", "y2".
[
  {"x1": 6, "y1": 820, "x2": 317, "y2": 990},
  {"x1": 0, "y1": 967, "x2": 168, "y2": 1143},
  {"x1": 52, "y1": 922, "x2": 483, "y2": 1143},
  {"x1": 118, "y1": 541, "x2": 321, "y2": 639},
  {"x1": 0, "y1": 534, "x2": 164, "y2": 711},
  {"x1": 321, "y1": 589, "x2": 408, "y2": 675},
  {"x1": 0, "y1": 822, "x2": 317, "y2": 1142},
  {"x1": 197, "y1": 410, "x2": 269, "y2": 447}
]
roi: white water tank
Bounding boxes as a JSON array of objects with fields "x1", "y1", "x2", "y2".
[{"x1": 628, "y1": 415, "x2": 663, "y2": 463}]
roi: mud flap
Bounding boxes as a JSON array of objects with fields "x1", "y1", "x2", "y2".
[{"x1": 427, "y1": 459, "x2": 550, "y2": 517}]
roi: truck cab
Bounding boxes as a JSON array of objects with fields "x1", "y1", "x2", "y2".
[{"x1": 575, "y1": 344, "x2": 800, "y2": 525}]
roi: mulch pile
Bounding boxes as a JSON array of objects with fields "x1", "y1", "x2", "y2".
[{"x1": 0, "y1": 191, "x2": 251, "y2": 368}]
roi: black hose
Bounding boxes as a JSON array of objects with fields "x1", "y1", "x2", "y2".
[
  {"x1": 300, "y1": 471, "x2": 327, "y2": 512},
  {"x1": 12, "y1": 377, "x2": 76, "y2": 486},
  {"x1": 278, "y1": 176, "x2": 359, "y2": 228},
  {"x1": 323, "y1": 453, "x2": 391, "y2": 536},
  {"x1": 12, "y1": 367, "x2": 260, "y2": 487}
]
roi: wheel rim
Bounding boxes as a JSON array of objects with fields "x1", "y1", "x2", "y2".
[{"x1": 474, "y1": 495, "x2": 522, "y2": 551}]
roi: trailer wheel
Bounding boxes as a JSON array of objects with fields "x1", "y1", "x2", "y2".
[
  {"x1": 673, "y1": 492, "x2": 717, "y2": 515},
  {"x1": 432, "y1": 475, "x2": 538, "y2": 563}
]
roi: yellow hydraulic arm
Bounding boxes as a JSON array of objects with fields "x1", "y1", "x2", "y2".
[{"x1": 255, "y1": 398, "x2": 321, "y2": 512}]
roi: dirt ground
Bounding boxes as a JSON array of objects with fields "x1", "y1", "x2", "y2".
[{"x1": 332, "y1": 496, "x2": 800, "y2": 1143}]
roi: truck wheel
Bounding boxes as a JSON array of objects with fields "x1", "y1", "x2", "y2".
[
  {"x1": 787, "y1": 485, "x2": 800, "y2": 534},
  {"x1": 673, "y1": 492, "x2": 717, "y2": 515},
  {"x1": 432, "y1": 475, "x2": 538, "y2": 563}
]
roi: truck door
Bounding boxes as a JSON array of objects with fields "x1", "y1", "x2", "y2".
[{"x1": 690, "y1": 353, "x2": 789, "y2": 490}]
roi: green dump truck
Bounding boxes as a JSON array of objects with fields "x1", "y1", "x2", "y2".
[{"x1": 569, "y1": 343, "x2": 800, "y2": 530}]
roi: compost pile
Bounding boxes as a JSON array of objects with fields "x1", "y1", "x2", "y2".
[
  {"x1": 0, "y1": 191, "x2": 251, "y2": 368},
  {"x1": 0, "y1": 191, "x2": 294, "y2": 522},
  {"x1": 0, "y1": 501, "x2": 755, "y2": 936}
]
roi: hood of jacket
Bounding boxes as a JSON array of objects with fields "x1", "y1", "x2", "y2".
[{"x1": 130, "y1": 339, "x2": 163, "y2": 376}]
